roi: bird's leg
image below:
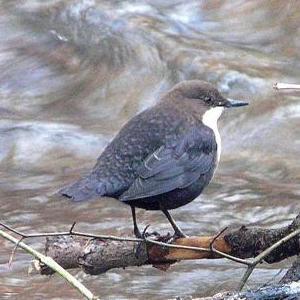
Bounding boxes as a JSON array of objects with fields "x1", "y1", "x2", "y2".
[
  {"x1": 161, "y1": 208, "x2": 187, "y2": 238},
  {"x1": 130, "y1": 206, "x2": 142, "y2": 238}
]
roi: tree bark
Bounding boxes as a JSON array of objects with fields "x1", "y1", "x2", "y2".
[
  {"x1": 31, "y1": 214, "x2": 300, "y2": 299},
  {"x1": 40, "y1": 214, "x2": 300, "y2": 275}
]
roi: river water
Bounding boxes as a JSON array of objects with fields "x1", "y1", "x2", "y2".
[{"x1": 1, "y1": 0, "x2": 300, "y2": 299}]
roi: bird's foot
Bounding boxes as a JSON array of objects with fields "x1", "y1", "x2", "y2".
[
  {"x1": 174, "y1": 228, "x2": 188, "y2": 239},
  {"x1": 161, "y1": 209, "x2": 188, "y2": 241},
  {"x1": 134, "y1": 224, "x2": 161, "y2": 239},
  {"x1": 134, "y1": 224, "x2": 159, "y2": 258},
  {"x1": 134, "y1": 224, "x2": 153, "y2": 239},
  {"x1": 134, "y1": 226, "x2": 142, "y2": 239},
  {"x1": 165, "y1": 230, "x2": 188, "y2": 244},
  {"x1": 141, "y1": 224, "x2": 151, "y2": 238}
]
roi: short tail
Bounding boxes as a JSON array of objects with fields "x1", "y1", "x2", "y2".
[{"x1": 58, "y1": 174, "x2": 104, "y2": 202}]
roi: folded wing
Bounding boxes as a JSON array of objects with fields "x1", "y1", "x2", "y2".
[{"x1": 120, "y1": 125, "x2": 217, "y2": 201}]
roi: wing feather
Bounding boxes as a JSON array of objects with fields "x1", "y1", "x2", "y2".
[{"x1": 120, "y1": 125, "x2": 217, "y2": 201}]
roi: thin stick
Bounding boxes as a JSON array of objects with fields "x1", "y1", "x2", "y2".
[
  {"x1": 0, "y1": 229, "x2": 100, "y2": 300},
  {"x1": 209, "y1": 227, "x2": 253, "y2": 266},
  {"x1": 274, "y1": 83, "x2": 300, "y2": 90},
  {"x1": 143, "y1": 236, "x2": 210, "y2": 252},
  {"x1": 0, "y1": 221, "x2": 142, "y2": 242},
  {"x1": 237, "y1": 227, "x2": 300, "y2": 291},
  {"x1": 0, "y1": 221, "x2": 212, "y2": 253},
  {"x1": 9, "y1": 237, "x2": 24, "y2": 267}
]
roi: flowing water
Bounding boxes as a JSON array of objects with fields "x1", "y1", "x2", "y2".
[{"x1": 1, "y1": 0, "x2": 300, "y2": 299}]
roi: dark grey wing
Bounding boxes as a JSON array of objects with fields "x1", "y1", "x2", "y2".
[{"x1": 120, "y1": 125, "x2": 217, "y2": 201}]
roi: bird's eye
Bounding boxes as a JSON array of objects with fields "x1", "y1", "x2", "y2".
[{"x1": 204, "y1": 96, "x2": 213, "y2": 104}]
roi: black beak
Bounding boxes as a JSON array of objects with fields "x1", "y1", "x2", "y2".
[{"x1": 225, "y1": 98, "x2": 249, "y2": 108}]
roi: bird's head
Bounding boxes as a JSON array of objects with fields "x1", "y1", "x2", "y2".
[
  {"x1": 163, "y1": 80, "x2": 248, "y2": 127},
  {"x1": 168, "y1": 80, "x2": 249, "y2": 109}
]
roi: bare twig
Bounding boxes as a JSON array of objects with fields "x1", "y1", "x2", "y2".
[
  {"x1": 0, "y1": 221, "x2": 215, "y2": 254},
  {"x1": 238, "y1": 227, "x2": 300, "y2": 290},
  {"x1": 208, "y1": 227, "x2": 249, "y2": 264},
  {"x1": 2, "y1": 218, "x2": 300, "y2": 292},
  {"x1": 9, "y1": 237, "x2": 24, "y2": 267},
  {"x1": 143, "y1": 236, "x2": 210, "y2": 252},
  {"x1": 274, "y1": 82, "x2": 300, "y2": 90},
  {"x1": 0, "y1": 221, "x2": 142, "y2": 242},
  {"x1": 0, "y1": 229, "x2": 100, "y2": 300}
]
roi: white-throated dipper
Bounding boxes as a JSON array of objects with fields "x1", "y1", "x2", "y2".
[{"x1": 59, "y1": 80, "x2": 248, "y2": 237}]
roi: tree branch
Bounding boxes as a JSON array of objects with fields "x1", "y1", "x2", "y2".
[
  {"x1": 36, "y1": 214, "x2": 300, "y2": 277},
  {"x1": 1, "y1": 214, "x2": 300, "y2": 299},
  {"x1": 274, "y1": 82, "x2": 300, "y2": 90},
  {"x1": 0, "y1": 229, "x2": 100, "y2": 300}
]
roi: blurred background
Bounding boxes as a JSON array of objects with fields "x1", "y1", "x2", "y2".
[{"x1": 1, "y1": 0, "x2": 300, "y2": 299}]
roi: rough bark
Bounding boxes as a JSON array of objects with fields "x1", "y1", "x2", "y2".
[
  {"x1": 40, "y1": 214, "x2": 300, "y2": 275},
  {"x1": 41, "y1": 234, "x2": 228, "y2": 275},
  {"x1": 35, "y1": 214, "x2": 300, "y2": 299}
]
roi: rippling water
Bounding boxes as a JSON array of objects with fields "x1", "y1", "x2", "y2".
[{"x1": 1, "y1": 1, "x2": 300, "y2": 299}]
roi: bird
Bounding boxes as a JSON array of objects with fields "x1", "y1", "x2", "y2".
[{"x1": 59, "y1": 80, "x2": 248, "y2": 238}]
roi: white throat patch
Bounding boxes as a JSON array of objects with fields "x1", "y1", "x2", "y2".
[{"x1": 202, "y1": 106, "x2": 225, "y2": 162}]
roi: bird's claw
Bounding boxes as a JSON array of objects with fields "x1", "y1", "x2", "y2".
[
  {"x1": 134, "y1": 224, "x2": 154, "y2": 258},
  {"x1": 165, "y1": 231, "x2": 188, "y2": 244},
  {"x1": 141, "y1": 224, "x2": 151, "y2": 238},
  {"x1": 134, "y1": 224, "x2": 152, "y2": 239}
]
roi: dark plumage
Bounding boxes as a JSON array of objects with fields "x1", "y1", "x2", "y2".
[{"x1": 59, "y1": 80, "x2": 248, "y2": 237}]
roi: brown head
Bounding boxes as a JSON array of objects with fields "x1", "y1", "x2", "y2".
[{"x1": 162, "y1": 80, "x2": 248, "y2": 110}]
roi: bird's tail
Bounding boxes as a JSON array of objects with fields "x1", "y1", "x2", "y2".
[{"x1": 58, "y1": 173, "x2": 103, "y2": 202}]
